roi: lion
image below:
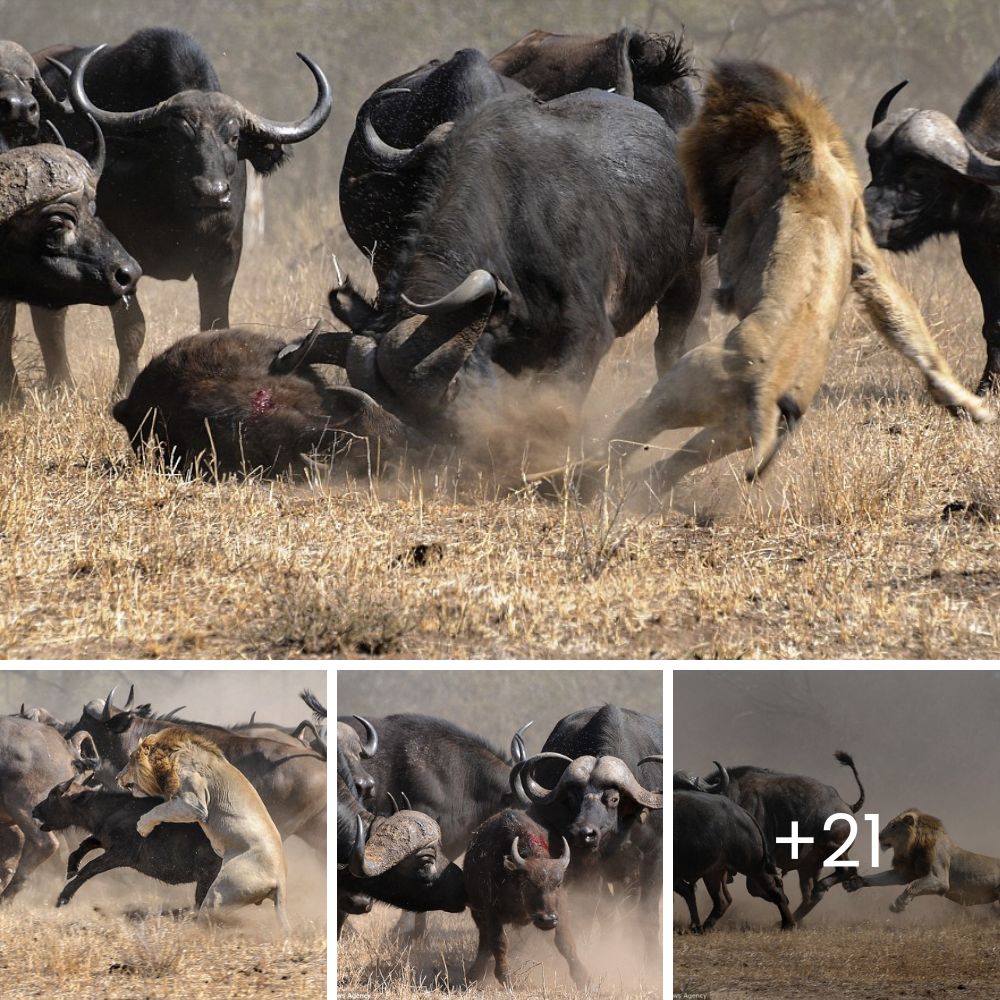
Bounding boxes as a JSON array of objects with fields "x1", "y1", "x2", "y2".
[
  {"x1": 535, "y1": 60, "x2": 992, "y2": 500},
  {"x1": 844, "y1": 808, "x2": 1000, "y2": 912},
  {"x1": 116, "y1": 727, "x2": 288, "y2": 931}
]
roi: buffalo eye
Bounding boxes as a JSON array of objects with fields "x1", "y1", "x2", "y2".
[{"x1": 604, "y1": 791, "x2": 620, "y2": 808}]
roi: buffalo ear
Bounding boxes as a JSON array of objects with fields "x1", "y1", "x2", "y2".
[
  {"x1": 329, "y1": 281, "x2": 377, "y2": 333},
  {"x1": 503, "y1": 857, "x2": 517, "y2": 873},
  {"x1": 104, "y1": 712, "x2": 133, "y2": 734},
  {"x1": 240, "y1": 135, "x2": 290, "y2": 175}
]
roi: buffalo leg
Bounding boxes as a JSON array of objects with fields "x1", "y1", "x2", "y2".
[
  {"x1": 654, "y1": 234, "x2": 706, "y2": 376},
  {"x1": 29, "y1": 305, "x2": 74, "y2": 389},
  {"x1": 0, "y1": 299, "x2": 21, "y2": 404},
  {"x1": 56, "y1": 851, "x2": 123, "y2": 906},
  {"x1": 553, "y1": 914, "x2": 589, "y2": 987},
  {"x1": 67, "y1": 835, "x2": 103, "y2": 877},
  {"x1": 674, "y1": 878, "x2": 701, "y2": 933},
  {"x1": 1, "y1": 812, "x2": 59, "y2": 901},
  {"x1": 195, "y1": 867, "x2": 219, "y2": 908},
  {"x1": 467, "y1": 910, "x2": 495, "y2": 983},
  {"x1": 110, "y1": 296, "x2": 146, "y2": 397},
  {"x1": 700, "y1": 870, "x2": 731, "y2": 930},
  {"x1": 747, "y1": 872, "x2": 795, "y2": 929},
  {"x1": 959, "y1": 233, "x2": 1000, "y2": 396},
  {"x1": 196, "y1": 272, "x2": 235, "y2": 332},
  {"x1": 0, "y1": 824, "x2": 24, "y2": 895}
]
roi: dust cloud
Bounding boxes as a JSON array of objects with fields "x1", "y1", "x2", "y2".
[
  {"x1": 674, "y1": 669, "x2": 1000, "y2": 927},
  {"x1": 2, "y1": 669, "x2": 326, "y2": 928}
]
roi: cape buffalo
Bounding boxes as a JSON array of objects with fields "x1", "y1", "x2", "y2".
[
  {"x1": 111, "y1": 328, "x2": 426, "y2": 477},
  {"x1": 278, "y1": 83, "x2": 704, "y2": 467},
  {"x1": 0, "y1": 40, "x2": 66, "y2": 151},
  {"x1": 0, "y1": 135, "x2": 140, "y2": 404},
  {"x1": 30, "y1": 26, "x2": 331, "y2": 396},
  {"x1": 865, "y1": 59, "x2": 1000, "y2": 394}
]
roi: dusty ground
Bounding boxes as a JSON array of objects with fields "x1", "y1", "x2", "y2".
[
  {"x1": 1, "y1": 199, "x2": 998, "y2": 658},
  {"x1": 0, "y1": 845, "x2": 325, "y2": 1000},
  {"x1": 339, "y1": 900, "x2": 662, "y2": 999},
  {"x1": 673, "y1": 920, "x2": 1000, "y2": 1000}
]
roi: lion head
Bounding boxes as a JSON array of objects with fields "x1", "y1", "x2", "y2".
[
  {"x1": 879, "y1": 809, "x2": 945, "y2": 877},
  {"x1": 117, "y1": 726, "x2": 225, "y2": 799}
]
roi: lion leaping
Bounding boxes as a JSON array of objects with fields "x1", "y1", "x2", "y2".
[{"x1": 117, "y1": 726, "x2": 289, "y2": 932}]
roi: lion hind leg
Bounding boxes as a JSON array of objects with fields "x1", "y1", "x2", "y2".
[{"x1": 851, "y1": 214, "x2": 994, "y2": 424}]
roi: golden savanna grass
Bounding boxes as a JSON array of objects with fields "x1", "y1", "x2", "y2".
[
  {"x1": 674, "y1": 921, "x2": 1000, "y2": 1000},
  {"x1": 1, "y1": 198, "x2": 999, "y2": 659},
  {"x1": 339, "y1": 901, "x2": 662, "y2": 1000}
]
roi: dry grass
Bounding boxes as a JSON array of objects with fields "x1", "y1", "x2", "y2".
[
  {"x1": 674, "y1": 920, "x2": 1000, "y2": 1000},
  {"x1": 1, "y1": 200, "x2": 998, "y2": 659},
  {"x1": 338, "y1": 901, "x2": 662, "y2": 999},
  {"x1": 0, "y1": 866, "x2": 325, "y2": 1000}
]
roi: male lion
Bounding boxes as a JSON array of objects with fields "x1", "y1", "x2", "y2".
[
  {"x1": 844, "y1": 808, "x2": 1000, "y2": 913},
  {"x1": 117, "y1": 727, "x2": 289, "y2": 931},
  {"x1": 540, "y1": 60, "x2": 992, "y2": 500}
]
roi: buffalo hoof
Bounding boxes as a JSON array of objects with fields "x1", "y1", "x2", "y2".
[
  {"x1": 975, "y1": 366, "x2": 1000, "y2": 397},
  {"x1": 889, "y1": 898, "x2": 907, "y2": 913},
  {"x1": 56, "y1": 896, "x2": 69, "y2": 908}
]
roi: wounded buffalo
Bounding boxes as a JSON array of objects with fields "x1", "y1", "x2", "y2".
[
  {"x1": 464, "y1": 808, "x2": 586, "y2": 988},
  {"x1": 111, "y1": 328, "x2": 426, "y2": 476},
  {"x1": 543, "y1": 60, "x2": 992, "y2": 501},
  {"x1": 278, "y1": 83, "x2": 704, "y2": 468},
  {"x1": 865, "y1": 60, "x2": 1000, "y2": 395},
  {"x1": 0, "y1": 136, "x2": 140, "y2": 404}
]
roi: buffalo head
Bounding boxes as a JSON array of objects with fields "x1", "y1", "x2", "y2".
[
  {"x1": 512, "y1": 753, "x2": 663, "y2": 854},
  {"x1": 60, "y1": 45, "x2": 331, "y2": 212},
  {"x1": 336, "y1": 716, "x2": 378, "y2": 801},
  {"x1": 0, "y1": 135, "x2": 140, "y2": 307},
  {"x1": 505, "y1": 833, "x2": 571, "y2": 930},
  {"x1": 0, "y1": 40, "x2": 67, "y2": 151},
  {"x1": 31, "y1": 770, "x2": 103, "y2": 832},
  {"x1": 865, "y1": 80, "x2": 1000, "y2": 251}
]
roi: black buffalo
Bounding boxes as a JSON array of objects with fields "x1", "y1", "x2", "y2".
[
  {"x1": 337, "y1": 771, "x2": 465, "y2": 938},
  {"x1": 0, "y1": 40, "x2": 66, "y2": 151},
  {"x1": 0, "y1": 135, "x2": 140, "y2": 404},
  {"x1": 674, "y1": 788, "x2": 794, "y2": 932},
  {"x1": 865, "y1": 61, "x2": 1000, "y2": 395},
  {"x1": 30, "y1": 26, "x2": 330, "y2": 396},
  {"x1": 511, "y1": 706, "x2": 663, "y2": 955},
  {"x1": 704, "y1": 751, "x2": 865, "y2": 924},
  {"x1": 32, "y1": 772, "x2": 221, "y2": 908},
  {"x1": 340, "y1": 47, "x2": 522, "y2": 285},
  {"x1": 489, "y1": 27, "x2": 697, "y2": 127},
  {"x1": 279, "y1": 85, "x2": 703, "y2": 464},
  {"x1": 336, "y1": 715, "x2": 378, "y2": 801}
]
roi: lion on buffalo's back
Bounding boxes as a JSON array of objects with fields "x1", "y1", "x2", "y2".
[
  {"x1": 118, "y1": 726, "x2": 289, "y2": 930},
  {"x1": 845, "y1": 808, "x2": 1000, "y2": 912}
]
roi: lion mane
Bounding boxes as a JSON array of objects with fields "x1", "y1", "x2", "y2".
[
  {"x1": 128, "y1": 726, "x2": 226, "y2": 799},
  {"x1": 886, "y1": 809, "x2": 947, "y2": 879}
]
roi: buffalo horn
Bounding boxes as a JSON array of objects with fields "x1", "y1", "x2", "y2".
[
  {"x1": 19, "y1": 703, "x2": 25, "y2": 717},
  {"x1": 354, "y1": 715, "x2": 378, "y2": 758},
  {"x1": 400, "y1": 791, "x2": 412, "y2": 810},
  {"x1": 359, "y1": 89, "x2": 453, "y2": 170},
  {"x1": 510, "y1": 720, "x2": 533, "y2": 763},
  {"x1": 42, "y1": 121, "x2": 66, "y2": 147},
  {"x1": 33, "y1": 61, "x2": 72, "y2": 117},
  {"x1": 595, "y1": 756, "x2": 663, "y2": 809},
  {"x1": 101, "y1": 686, "x2": 118, "y2": 721},
  {"x1": 509, "y1": 835, "x2": 528, "y2": 871},
  {"x1": 349, "y1": 814, "x2": 368, "y2": 878},
  {"x1": 521, "y1": 752, "x2": 576, "y2": 804},
  {"x1": 509, "y1": 760, "x2": 531, "y2": 806},
  {"x1": 638, "y1": 755, "x2": 662, "y2": 767},
  {"x1": 896, "y1": 110, "x2": 1000, "y2": 184},
  {"x1": 386, "y1": 791, "x2": 401, "y2": 814},
  {"x1": 249, "y1": 711, "x2": 256, "y2": 725},
  {"x1": 556, "y1": 835, "x2": 571, "y2": 871},
  {"x1": 64, "y1": 47, "x2": 164, "y2": 131},
  {"x1": 123, "y1": 685, "x2": 134, "y2": 712},
  {"x1": 402, "y1": 269, "x2": 497, "y2": 316},
  {"x1": 871, "y1": 79, "x2": 908, "y2": 128},
  {"x1": 710, "y1": 761, "x2": 729, "y2": 795},
  {"x1": 241, "y1": 52, "x2": 332, "y2": 145}
]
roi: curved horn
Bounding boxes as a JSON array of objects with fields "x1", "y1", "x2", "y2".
[
  {"x1": 33, "y1": 60, "x2": 72, "y2": 117},
  {"x1": 19, "y1": 704, "x2": 26, "y2": 717},
  {"x1": 871, "y1": 79, "x2": 908, "y2": 128},
  {"x1": 241, "y1": 52, "x2": 332, "y2": 145},
  {"x1": 710, "y1": 761, "x2": 729, "y2": 795},
  {"x1": 386, "y1": 791, "x2": 400, "y2": 814},
  {"x1": 123, "y1": 685, "x2": 134, "y2": 712},
  {"x1": 521, "y1": 752, "x2": 576, "y2": 804},
  {"x1": 101, "y1": 686, "x2": 118, "y2": 721},
  {"x1": 83, "y1": 114, "x2": 105, "y2": 178},
  {"x1": 349, "y1": 814, "x2": 368, "y2": 878},
  {"x1": 509, "y1": 835, "x2": 528, "y2": 871},
  {"x1": 595, "y1": 756, "x2": 663, "y2": 810},
  {"x1": 509, "y1": 760, "x2": 532, "y2": 806},
  {"x1": 42, "y1": 121, "x2": 66, "y2": 147},
  {"x1": 400, "y1": 791, "x2": 412, "y2": 810},
  {"x1": 638, "y1": 755, "x2": 662, "y2": 767},
  {"x1": 402, "y1": 269, "x2": 498, "y2": 316},
  {"x1": 359, "y1": 89, "x2": 453, "y2": 170},
  {"x1": 354, "y1": 715, "x2": 378, "y2": 758},
  {"x1": 510, "y1": 721, "x2": 533, "y2": 763},
  {"x1": 556, "y1": 835, "x2": 571, "y2": 871},
  {"x1": 66, "y1": 46, "x2": 165, "y2": 132},
  {"x1": 895, "y1": 109, "x2": 1000, "y2": 184}
]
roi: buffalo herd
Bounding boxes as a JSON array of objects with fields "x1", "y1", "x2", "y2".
[
  {"x1": 337, "y1": 703, "x2": 663, "y2": 987},
  {"x1": 2, "y1": 23, "x2": 996, "y2": 492},
  {"x1": 0, "y1": 683, "x2": 326, "y2": 924}
]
